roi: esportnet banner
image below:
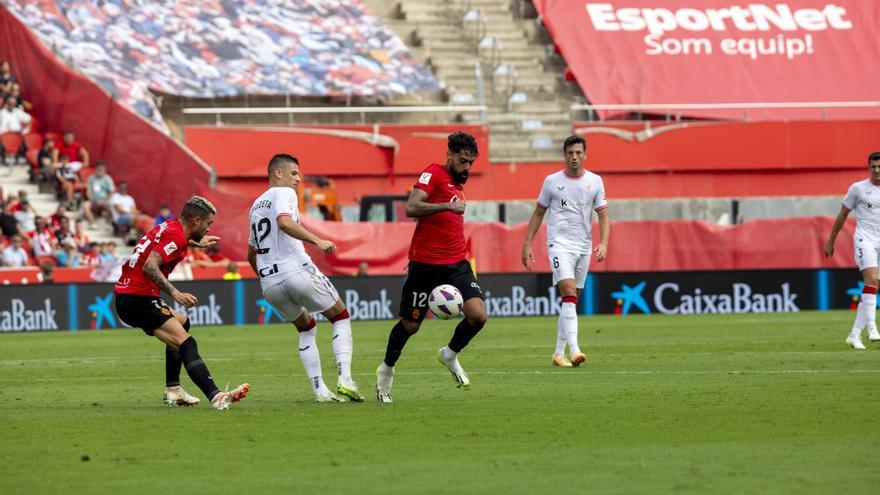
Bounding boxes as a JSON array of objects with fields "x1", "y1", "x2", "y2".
[{"x1": 534, "y1": 1, "x2": 880, "y2": 120}]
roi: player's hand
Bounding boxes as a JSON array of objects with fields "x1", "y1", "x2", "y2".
[
  {"x1": 448, "y1": 201, "x2": 466, "y2": 215},
  {"x1": 594, "y1": 243, "x2": 608, "y2": 262},
  {"x1": 521, "y1": 245, "x2": 535, "y2": 271},
  {"x1": 198, "y1": 235, "x2": 221, "y2": 248},
  {"x1": 173, "y1": 291, "x2": 198, "y2": 308},
  {"x1": 316, "y1": 239, "x2": 336, "y2": 254},
  {"x1": 823, "y1": 241, "x2": 834, "y2": 258}
]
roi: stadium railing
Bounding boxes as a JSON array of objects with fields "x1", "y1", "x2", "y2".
[
  {"x1": 181, "y1": 105, "x2": 489, "y2": 125},
  {"x1": 572, "y1": 101, "x2": 880, "y2": 122}
]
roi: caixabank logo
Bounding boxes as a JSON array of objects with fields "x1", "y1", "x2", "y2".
[
  {"x1": 256, "y1": 298, "x2": 283, "y2": 324},
  {"x1": 88, "y1": 293, "x2": 117, "y2": 330},
  {"x1": 609, "y1": 279, "x2": 800, "y2": 315},
  {"x1": 845, "y1": 281, "x2": 880, "y2": 310}
]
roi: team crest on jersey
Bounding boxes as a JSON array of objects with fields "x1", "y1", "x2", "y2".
[
  {"x1": 418, "y1": 172, "x2": 432, "y2": 185},
  {"x1": 412, "y1": 309, "x2": 421, "y2": 319},
  {"x1": 164, "y1": 242, "x2": 178, "y2": 256}
]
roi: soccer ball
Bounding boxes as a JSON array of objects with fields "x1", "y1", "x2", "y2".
[{"x1": 428, "y1": 284, "x2": 463, "y2": 319}]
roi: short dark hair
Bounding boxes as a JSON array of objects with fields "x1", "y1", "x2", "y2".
[
  {"x1": 180, "y1": 196, "x2": 217, "y2": 220},
  {"x1": 563, "y1": 135, "x2": 586, "y2": 153},
  {"x1": 268, "y1": 154, "x2": 299, "y2": 177},
  {"x1": 95, "y1": 160, "x2": 108, "y2": 169},
  {"x1": 869, "y1": 151, "x2": 880, "y2": 164},
  {"x1": 448, "y1": 132, "x2": 479, "y2": 156}
]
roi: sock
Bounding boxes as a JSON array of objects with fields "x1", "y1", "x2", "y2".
[
  {"x1": 560, "y1": 296, "x2": 580, "y2": 354},
  {"x1": 854, "y1": 286, "x2": 876, "y2": 337},
  {"x1": 555, "y1": 308, "x2": 567, "y2": 356},
  {"x1": 298, "y1": 319, "x2": 326, "y2": 394},
  {"x1": 164, "y1": 319, "x2": 190, "y2": 387},
  {"x1": 329, "y1": 309, "x2": 353, "y2": 383},
  {"x1": 448, "y1": 318, "x2": 484, "y2": 353},
  {"x1": 384, "y1": 321, "x2": 413, "y2": 367},
  {"x1": 177, "y1": 337, "x2": 220, "y2": 401}
]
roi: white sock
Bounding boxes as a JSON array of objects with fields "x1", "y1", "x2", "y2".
[
  {"x1": 440, "y1": 346, "x2": 457, "y2": 361},
  {"x1": 561, "y1": 301, "x2": 580, "y2": 354},
  {"x1": 554, "y1": 314, "x2": 567, "y2": 356},
  {"x1": 298, "y1": 328, "x2": 327, "y2": 394},
  {"x1": 331, "y1": 315, "x2": 353, "y2": 383},
  {"x1": 853, "y1": 292, "x2": 876, "y2": 337}
]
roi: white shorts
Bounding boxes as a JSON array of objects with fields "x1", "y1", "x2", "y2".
[
  {"x1": 549, "y1": 249, "x2": 590, "y2": 287},
  {"x1": 261, "y1": 265, "x2": 339, "y2": 322},
  {"x1": 854, "y1": 236, "x2": 880, "y2": 271}
]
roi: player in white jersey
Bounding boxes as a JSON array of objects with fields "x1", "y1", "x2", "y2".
[
  {"x1": 521, "y1": 135, "x2": 610, "y2": 367},
  {"x1": 247, "y1": 154, "x2": 364, "y2": 401},
  {"x1": 824, "y1": 151, "x2": 880, "y2": 349}
]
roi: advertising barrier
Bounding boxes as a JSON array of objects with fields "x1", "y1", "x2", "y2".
[{"x1": 0, "y1": 269, "x2": 863, "y2": 333}]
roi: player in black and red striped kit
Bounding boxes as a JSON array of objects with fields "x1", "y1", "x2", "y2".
[
  {"x1": 376, "y1": 132, "x2": 488, "y2": 403},
  {"x1": 114, "y1": 196, "x2": 249, "y2": 410}
]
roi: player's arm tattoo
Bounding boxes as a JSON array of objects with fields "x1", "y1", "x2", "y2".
[
  {"x1": 405, "y1": 188, "x2": 451, "y2": 218},
  {"x1": 142, "y1": 251, "x2": 177, "y2": 296}
]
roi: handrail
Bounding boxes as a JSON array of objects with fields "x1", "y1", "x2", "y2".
[
  {"x1": 571, "y1": 100, "x2": 880, "y2": 121},
  {"x1": 182, "y1": 105, "x2": 488, "y2": 115}
]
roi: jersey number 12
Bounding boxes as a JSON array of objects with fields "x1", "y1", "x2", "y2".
[{"x1": 251, "y1": 218, "x2": 271, "y2": 254}]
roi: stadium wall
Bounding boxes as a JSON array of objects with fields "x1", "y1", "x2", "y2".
[{"x1": 0, "y1": 268, "x2": 860, "y2": 332}]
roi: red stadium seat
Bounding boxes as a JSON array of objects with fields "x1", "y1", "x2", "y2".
[
  {"x1": 28, "y1": 115, "x2": 39, "y2": 133},
  {"x1": 43, "y1": 131, "x2": 62, "y2": 143},
  {"x1": 23, "y1": 132, "x2": 43, "y2": 150},
  {"x1": 79, "y1": 167, "x2": 95, "y2": 181},
  {"x1": 25, "y1": 148, "x2": 39, "y2": 168},
  {"x1": 1, "y1": 132, "x2": 22, "y2": 155}
]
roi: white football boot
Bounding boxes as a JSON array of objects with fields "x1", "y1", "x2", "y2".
[
  {"x1": 846, "y1": 334, "x2": 866, "y2": 350},
  {"x1": 867, "y1": 321, "x2": 880, "y2": 342},
  {"x1": 437, "y1": 346, "x2": 470, "y2": 388},
  {"x1": 163, "y1": 386, "x2": 200, "y2": 406},
  {"x1": 376, "y1": 363, "x2": 394, "y2": 403}
]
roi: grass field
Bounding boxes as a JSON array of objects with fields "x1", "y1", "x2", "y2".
[{"x1": 2, "y1": 310, "x2": 879, "y2": 494}]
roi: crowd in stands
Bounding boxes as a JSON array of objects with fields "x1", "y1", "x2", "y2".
[
  {"x1": 7, "y1": 0, "x2": 441, "y2": 130},
  {"x1": 0, "y1": 60, "x2": 230, "y2": 271}
]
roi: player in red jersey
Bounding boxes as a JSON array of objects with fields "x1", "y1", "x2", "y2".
[
  {"x1": 375, "y1": 132, "x2": 487, "y2": 403},
  {"x1": 114, "y1": 196, "x2": 249, "y2": 410}
]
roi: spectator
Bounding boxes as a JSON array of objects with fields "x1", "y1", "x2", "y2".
[
  {"x1": 83, "y1": 161, "x2": 115, "y2": 227},
  {"x1": 2, "y1": 234, "x2": 30, "y2": 267},
  {"x1": 154, "y1": 204, "x2": 173, "y2": 226},
  {"x1": 32, "y1": 138, "x2": 56, "y2": 183},
  {"x1": 187, "y1": 247, "x2": 212, "y2": 265},
  {"x1": 0, "y1": 61, "x2": 12, "y2": 95},
  {"x1": 55, "y1": 238, "x2": 81, "y2": 267},
  {"x1": 354, "y1": 261, "x2": 369, "y2": 277},
  {"x1": 205, "y1": 243, "x2": 227, "y2": 263},
  {"x1": 48, "y1": 204, "x2": 67, "y2": 231},
  {"x1": 0, "y1": 201, "x2": 21, "y2": 237},
  {"x1": 55, "y1": 216, "x2": 74, "y2": 245},
  {"x1": 73, "y1": 219, "x2": 92, "y2": 248},
  {"x1": 102, "y1": 241, "x2": 119, "y2": 262},
  {"x1": 53, "y1": 132, "x2": 89, "y2": 169},
  {"x1": 30, "y1": 216, "x2": 57, "y2": 265},
  {"x1": 55, "y1": 154, "x2": 86, "y2": 208},
  {"x1": 40, "y1": 261, "x2": 55, "y2": 284},
  {"x1": 9, "y1": 84, "x2": 31, "y2": 112},
  {"x1": 108, "y1": 181, "x2": 138, "y2": 235},
  {"x1": 222, "y1": 261, "x2": 242, "y2": 281},
  {"x1": 0, "y1": 95, "x2": 31, "y2": 135},
  {"x1": 13, "y1": 195, "x2": 37, "y2": 233}
]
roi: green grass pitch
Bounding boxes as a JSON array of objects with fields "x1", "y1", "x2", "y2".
[{"x1": 2, "y1": 311, "x2": 879, "y2": 494}]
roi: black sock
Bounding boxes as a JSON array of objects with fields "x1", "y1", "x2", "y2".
[
  {"x1": 164, "y1": 319, "x2": 190, "y2": 387},
  {"x1": 177, "y1": 336, "x2": 220, "y2": 400},
  {"x1": 448, "y1": 319, "x2": 484, "y2": 353},
  {"x1": 384, "y1": 321, "x2": 413, "y2": 367}
]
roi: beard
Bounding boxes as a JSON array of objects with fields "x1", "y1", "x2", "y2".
[
  {"x1": 191, "y1": 230, "x2": 205, "y2": 242},
  {"x1": 451, "y1": 169, "x2": 469, "y2": 184}
]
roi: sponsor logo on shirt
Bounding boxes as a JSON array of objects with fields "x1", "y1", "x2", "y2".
[
  {"x1": 164, "y1": 242, "x2": 178, "y2": 256},
  {"x1": 418, "y1": 172, "x2": 432, "y2": 185}
]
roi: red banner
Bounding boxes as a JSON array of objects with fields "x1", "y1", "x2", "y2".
[{"x1": 535, "y1": 1, "x2": 880, "y2": 120}]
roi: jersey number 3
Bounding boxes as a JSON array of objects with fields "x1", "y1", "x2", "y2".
[{"x1": 251, "y1": 218, "x2": 271, "y2": 254}]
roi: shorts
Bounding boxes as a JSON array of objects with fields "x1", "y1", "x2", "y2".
[
  {"x1": 115, "y1": 293, "x2": 174, "y2": 335},
  {"x1": 854, "y1": 236, "x2": 880, "y2": 271},
  {"x1": 398, "y1": 260, "x2": 484, "y2": 323},
  {"x1": 262, "y1": 265, "x2": 339, "y2": 322},
  {"x1": 548, "y1": 249, "x2": 590, "y2": 287}
]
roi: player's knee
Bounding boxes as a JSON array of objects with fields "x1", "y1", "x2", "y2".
[
  {"x1": 466, "y1": 310, "x2": 487, "y2": 329},
  {"x1": 400, "y1": 318, "x2": 421, "y2": 334},
  {"x1": 295, "y1": 317, "x2": 317, "y2": 333}
]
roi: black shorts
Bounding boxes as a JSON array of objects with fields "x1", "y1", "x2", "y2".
[
  {"x1": 398, "y1": 260, "x2": 484, "y2": 322},
  {"x1": 115, "y1": 293, "x2": 175, "y2": 335}
]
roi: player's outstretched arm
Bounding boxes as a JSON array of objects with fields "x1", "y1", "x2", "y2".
[
  {"x1": 277, "y1": 215, "x2": 336, "y2": 254},
  {"x1": 142, "y1": 251, "x2": 198, "y2": 307},
  {"x1": 246, "y1": 246, "x2": 258, "y2": 274},
  {"x1": 824, "y1": 205, "x2": 851, "y2": 258},
  {"x1": 405, "y1": 188, "x2": 462, "y2": 218},
  {"x1": 594, "y1": 208, "x2": 610, "y2": 262},
  {"x1": 521, "y1": 205, "x2": 547, "y2": 270}
]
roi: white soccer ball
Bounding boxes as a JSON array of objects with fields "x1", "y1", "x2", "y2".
[{"x1": 428, "y1": 284, "x2": 463, "y2": 319}]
